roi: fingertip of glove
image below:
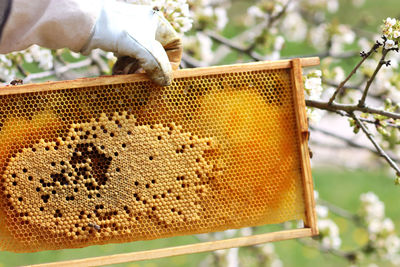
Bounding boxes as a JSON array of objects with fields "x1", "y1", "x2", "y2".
[{"x1": 153, "y1": 74, "x2": 172, "y2": 87}]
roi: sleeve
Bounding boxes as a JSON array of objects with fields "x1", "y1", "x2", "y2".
[
  {"x1": 0, "y1": 0, "x2": 102, "y2": 54},
  {"x1": 0, "y1": 0, "x2": 12, "y2": 41}
]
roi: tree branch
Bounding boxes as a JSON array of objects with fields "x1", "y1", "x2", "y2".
[
  {"x1": 90, "y1": 50, "x2": 111, "y2": 75},
  {"x1": 23, "y1": 58, "x2": 93, "y2": 82},
  {"x1": 299, "y1": 50, "x2": 359, "y2": 60},
  {"x1": 358, "y1": 48, "x2": 390, "y2": 107},
  {"x1": 181, "y1": 53, "x2": 208, "y2": 68},
  {"x1": 323, "y1": 78, "x2": 363, "y2": 91},
  {"x1": 317, "y1": 198, "x2": 361, "y2": 223},
  {"x1": 352, "y1": 113, "x2": 400, "y2": 176},
  {"x1": 327, "y1": 43, "x2": 380, "y2": 105},
  {"x1": 203, "y1": 30, "x2": 265, "y2": 61},
  {"x1": 297, "y1": 238, "x2": 359, "y2": 263},
  {"x1": 310, "y1": 125, "x2": 400, "y2": 162},
  {"x1": 359, "y1": 117, "x2": 400, "y2": 129},
  {"x1": 306, "y1": 99, "x2": 400, "y2": 120}
]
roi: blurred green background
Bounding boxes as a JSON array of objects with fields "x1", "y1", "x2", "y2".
[{"x1": 1, "y1": 0, "x2": 400, "y2": 266}]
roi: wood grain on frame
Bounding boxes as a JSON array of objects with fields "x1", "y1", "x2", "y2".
[
  {"x1": 28, "y1": 228, "x2": 314, "y2": 267},
  {"x1": 0, "y1": 57, "x2": 319, "y2": 96},
  {"x1": 290, "y1": 59, "x2": 318, "y2": 235}
]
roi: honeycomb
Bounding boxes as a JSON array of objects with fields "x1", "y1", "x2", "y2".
[{"x1": 0, "y1": 67, "x2": 307, "y2": 253}]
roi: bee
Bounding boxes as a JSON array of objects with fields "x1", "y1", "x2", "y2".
[
  {"x1": 152, "y1": 6, "x2": 160, "y2": 12},
  {"x1": 9, "y1": 79, "x2": 23, "y2": 86},
  {"x1": 88, "y1": 222, "x2": 101, "y2": 231}
]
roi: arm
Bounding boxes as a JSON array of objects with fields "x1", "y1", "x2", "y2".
[
  {"x1": 0, "y1": 0, "x2": 181, "y2": 86},
  {"x1": 0, "y1": 0, "x2": 100, "y2": 53}
]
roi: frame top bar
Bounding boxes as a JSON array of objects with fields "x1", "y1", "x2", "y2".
[{"x1": 0, "y1": 57, "x2": 319, "y2": 96}]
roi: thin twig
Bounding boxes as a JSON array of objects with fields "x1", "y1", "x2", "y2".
[
  {"x1": 359, "y1": 117, "x2": 400, "y2": 129},
  {"x1": 323, "y1": 79, "x2": 400, "y2": 107},
  {"x1": 327, "y1": 43, "x2": 380, "y2": 105},
  {"x1": 23, "y1": 58, "x2": 93, "y2": 82},
  {"x1": 297, "y1": 239, "x2": 358, "y2": 262},
  {"x1": 298, "y1": 50, "x2": 359, "y2": 59},
  {"x1": 10, "y1": 57, "x2": 29, "y2": 77},
  {"x1": 239, "y1": 0, "x2": 292, "y2": 53},
  {"x1": 181, "y1": 53, "x2": 208, "y2": 68},
  {"x1": 358, "y1": 48, "x2": 390, "y2": 107},
  {"x1": 204, "y1": 30, "x2": 264, "y2": 61},
  {"x1": 309, "y1": 125, "x2": 400, "y2": 162},
  {"x1": 352, "y1": 113, "x2": 400, "y2": 176},
  {"x1": 317, "y1": 198, "x2": 361, "y2": 223},
  {"x1": 306, "y1": 99, "x2": 400, "y2": 120},
  {"x1": 90, "y1": 50, "x2": 110, "y2": 75},
  {"x1": 311, "y1": 140, "x2": 358, "y2": 150},
  {"x1": 313, "y1": 108, "x2": 400, "y2": 129},
  {"x1": 269, "y1": 0, "x2": 291, "y2": 26},
  {"x1": 323, "y1": 79, "x2": 362, "y2": 91},
  {"x1": 16, "y1": 63, "x2": 28, "y2": 77}
]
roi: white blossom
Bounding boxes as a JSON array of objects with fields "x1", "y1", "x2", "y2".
[
  {"x1": 247, "y1": 6, "x2": 264, "y2": 19},
  {"x1": 307, "y1": 108, "x2": 324, "y2": 124},
  {"x1": 386, "y1": 17, "x2": 397, "y2": 27},
  {"x1": 304, "y1": 70, "x2": 323, "y2": 100},
  {"x1": 305, "y1": 77, "x2": 323, "y2": 98},
  {"x1": 358, "y1": 37, "x2": 371, "y2": 51},
  {"x1": 385, "y1": 39, "x2": 398, "y2": 49},
  {"x1": 281, "y1": 13, "x2": 308, "y2": 42},
  {"x1": 318, "y1": 219, "x2": 341, "y2": 249},
  {"x1": 314, "y1": 190, "x2": 319, "y2": 200},
  {"x1": 360, "y1": 192, "x2": 385, "y2": 222},
  {"x1": 309, "y1": 23, "x2": 329, "y2": 48},
  {"x1": 0, "y1": 65, "x2": 15, "y2": 82},
  {"x1": 382, "y1": 17, "x2": 400, "y2": 42},
  {"x1": 316, "y1": 204, "x2": 329, "y2": 218},
  {"x1": 38, "y1": 49, "x2": 53, "y2": 70},
  {"x1": 384, "y1": 235, "x2": 400, "y2": 257},
  {"x1": 274, "y1": 35, "x2": 285, "y2": 51},
  {"x1": 183, "y1": 32, "x2": 213, "y2": 63},
  {"x1": 332, "y1": 66, "x2": 345, "y2": 83},
  {"x1": 257, "y1": 243, "x2": 283, "y2": 267},
  {"x1": 226, "y1": 247, "x2": 239, "y2": 267},
  {"x1": 271, "y1": 259, "x2": 283, "y2": 267},
  {"x1": 120, "y1": 0, "x2": 193, "y2": 33},
  {"x1": 358, "y1": 192, "x2": 400, "y2": 261},
  {"x1": 326, "y1": 0, "x2": 339, "y2": 13},
  {"x1": 188, "y1": 0, "x2": 230, "y2": 31},
  {"x1": 70, "y1": 51, "x2": 81, "y2": 59},
  {"x1": 239, "y1": 227, "x2": 253, "y2": 237},
  {"x1": 382, "y1": 218, "x2": 395, "y2": 233},
  {"x1": 368, "y1": 219, "x2": 384, "y2": 235},
  {"x1": 304, "y1": 70, "x2": 324, "y2": 123},
  {"x1": 331, "y1": 25, "x2": 356, "y2": 54},
  {"x1": 214, "y1": 7, "x2": 228, "y2": 30}
]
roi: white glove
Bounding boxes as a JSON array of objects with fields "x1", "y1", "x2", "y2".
[{"x1": 81, "y1": 0, "x2": 182, "y2": 86}]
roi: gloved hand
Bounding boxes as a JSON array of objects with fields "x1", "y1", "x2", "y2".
[{"x1": 81, "y1": 1, "x2": 182, "y2": 86}]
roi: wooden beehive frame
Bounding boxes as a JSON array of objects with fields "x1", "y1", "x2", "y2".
[{"x1": 8, "y1": 57, "x2": 319, "y2": 267}]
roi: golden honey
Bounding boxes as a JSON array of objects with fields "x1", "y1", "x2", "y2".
[{"x1": 0, "y1": 67, "x2": 306, "y2": 252}]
